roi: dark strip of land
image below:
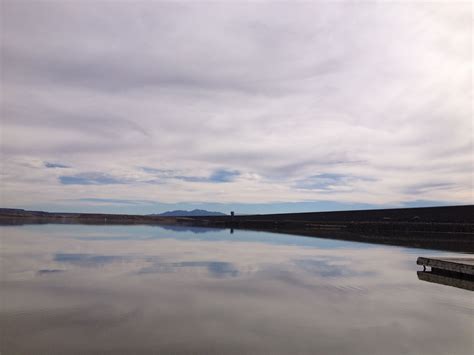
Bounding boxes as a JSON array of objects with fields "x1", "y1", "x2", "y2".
[{"x1": 1, "y1": 205, "x2": 473, "y2": 253}]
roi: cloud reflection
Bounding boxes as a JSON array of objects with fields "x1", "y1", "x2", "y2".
[
  {"x1": 139, "y1": 261, "x2": 239, "y2": 278},
  {"x1": 294, "y1": 258, "x2": 376, "y2": 278},
  {"x1": 54, "y1": 253, "x2": 125, "y2": 267},
  {"x1": 1, "y1": 225, "x2": 473, "y2": 354}
]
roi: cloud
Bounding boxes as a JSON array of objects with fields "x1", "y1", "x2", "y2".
[
  {"x1": 142, "y1": 167, "x2": 241, "y2": 184},
  {"x1": 208, "y1": 169, "x2": 240, "y2": 183},
  {"x1": 140, "y1": 167, "x2": 174, "y2": 175},
  {"x1": 403, "y1": 182, "x2": 458, "y2": 195},
  {"x1": 174, "y1": 169, "x2": 240, "y2": 183},
  {"x1": 294, "y1": 174, "x2": 375, "y2": 192},
  {"x1": 57, "y1": 169, "x2": 240, "y2": 187},
  {"x1": 59, "y1": 173, "x2": 128, "y2": 185},
  {"x1": 74, "y1": 198, "x2": 156, "y2": 205},
  {"x1": 44, "y1": 161, "x2": 70, "y2": 169},
  {"x1": 1, "y1": 1, "x2": 471, "y2": 212}
]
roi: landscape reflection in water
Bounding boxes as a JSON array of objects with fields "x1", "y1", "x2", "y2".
[{"x1": 1, "y1": 224, "x2": 473, "y2": 354}]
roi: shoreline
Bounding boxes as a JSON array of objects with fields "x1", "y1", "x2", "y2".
[{"x1": 1, "y1": 205, "x2": 473, "y2": 253}]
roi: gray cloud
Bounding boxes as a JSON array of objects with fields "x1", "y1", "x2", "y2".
[
  {"x1": 295, "y1": 174, "x2": 349, "y2": 191},
  {"x1": 1, "y1": 2, "x2": 346, "y2": 95},
  {"x1": 174, "y1": 169, "x2": 240, "y2": 183},
  {"x1": 73, "y1": 198, "x2": 157, "y2": 205},
  {"x1": 402, "y1": 182, "x2": 459, "y2": 195},
  {"x1": 59, "y1": 172, "x2": 128, "y2": 185},
  {"x1": 140, "y1": 167, "x2": 174, "y2": 175},
  {"x1": 295, "y1": 174, "x2": 375, "y2": 192},
  {"x1": 58, "y1": 168, "x2": 240, "y2": 187},
  {"x1": 141, "y1": 167, "x2": 241, "y2": 184},
  {"x1": 44, "y1": 161, "x2": 70, "y2": 169}
]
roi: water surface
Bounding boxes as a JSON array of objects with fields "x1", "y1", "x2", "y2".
[{"x1": 1, "y1": 224, "x2": 472, "y2": 354}]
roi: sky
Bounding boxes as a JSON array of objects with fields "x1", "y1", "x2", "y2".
[{"x1": 1, "y1": 0, "x2": 472, "y2": 215}]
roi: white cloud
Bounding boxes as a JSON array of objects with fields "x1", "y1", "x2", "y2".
[{"x1": 1, "y1": 1, "x2": 472, "y2": 211}]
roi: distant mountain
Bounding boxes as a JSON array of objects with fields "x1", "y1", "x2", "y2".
[{"x1": 153, "y1": 209, "x2": 227, "y2": 217}]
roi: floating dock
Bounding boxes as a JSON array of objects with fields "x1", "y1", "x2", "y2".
[{"x1": 417, "y1": 257, "x2": 474, "y2": 275}]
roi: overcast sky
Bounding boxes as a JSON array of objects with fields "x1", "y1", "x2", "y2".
[{"x1": 1, "y1": 1, "x2": 472, "y2": 214}]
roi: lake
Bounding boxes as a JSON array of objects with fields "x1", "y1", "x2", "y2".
[{"x1": 1, "y1": 224, "x2": 472, "y2": 354}]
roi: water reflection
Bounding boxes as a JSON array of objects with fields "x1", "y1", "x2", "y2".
[
  {"x1": 293, "y1": 258, "x2": 375, "y2": 278},
  {"x1": 417, "y1": 270, "x2": 474, "y2": 291},
  {"x1": 54, "y1": 253, "x2": 126, "y2": 267},
  {"x1": 159, "y1": 225, "x2": 226, "y2": 234},
  {"x1": 1, "y1": 224, "x2": 473, "y2": 355},
  {"x1": 139, "y1": 261, "x2": 239, "y2": 278},
  {"x1": 37, "y1": 269, "x2": 65, "y2": 275}
]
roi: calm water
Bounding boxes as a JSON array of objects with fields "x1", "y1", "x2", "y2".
[{"x1": 1, "y1": 224, "x2": 472, "y2": 354}]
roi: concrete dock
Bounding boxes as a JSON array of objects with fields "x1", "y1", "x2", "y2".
[
  {"x1": 417, "y1": 257, "x2": 474, "y2": 291},
  {"x1": 417, "y1": 257, "x2": 474, "y2": 276},
  {"x1": 417, "y1": 270, "x2": 474, "y2": 291}
]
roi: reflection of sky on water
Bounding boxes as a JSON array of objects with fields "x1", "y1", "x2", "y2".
[
  {"x1": 54, "y1": 253, "x2": 126, "y2": 267},
  {"x1": 17, "y1": 223, "x2": 378, "y2": 249},
  {"x1": 159, "y1": 225, "x2": 226, "y2": 234},
  {"x1": 1, "y1": 224, "x2": 473, "y2": 354},
  {"x1": 293, "y1": 258, "x2": 375, "y2": 278},
  {"x1": 52, "y1": 252, "x2": 240, "y2": 278},
  {"x1": 139, "y1": 261, "x2": 239, "y2": 278},
  {"x1": 37, "y1": 269, "x2": 65, "y2": 275}
]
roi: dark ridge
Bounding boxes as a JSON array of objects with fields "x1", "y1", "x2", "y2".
[{"x1": 221, "y1": 205, "x2": 474, "y2": 223}]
